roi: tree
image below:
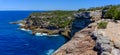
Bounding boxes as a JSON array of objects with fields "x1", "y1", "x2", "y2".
[{"x1": 114, "y1": 9, "x2": 120, "y2": 20}]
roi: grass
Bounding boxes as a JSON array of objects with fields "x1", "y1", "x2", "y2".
[{"x1": 98, "y1": 21, "x2": 108, "y2": 29}]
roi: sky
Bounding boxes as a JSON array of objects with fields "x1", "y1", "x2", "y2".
[{"x1": 0, "y1": 0, "x2": 120, "y2": 10}]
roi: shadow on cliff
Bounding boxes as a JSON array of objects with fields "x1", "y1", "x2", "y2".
[{"x1": 70, "y1": 12, "x2": 92, "y2": 38}]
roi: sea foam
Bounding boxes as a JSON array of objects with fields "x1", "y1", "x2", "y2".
[
  {"x1": 46, "y1": 49, "x2": 55, "y2": 55},
  {"x1": 20, "y1": 28, "x2": 30, "y2": 31},
  {"x1": 18, "y1": 23, "x2": 25, "y2": 26},
  {"x1": 20, "y1": 28, "x2": 32, "y2": 34},
  {"x1": 35, "y1": 33, "x2": 48, "y2": 36}
]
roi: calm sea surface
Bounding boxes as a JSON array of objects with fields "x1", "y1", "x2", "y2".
[{"x1": 0, "y1": 11, "x2": 66, "y2": 55}]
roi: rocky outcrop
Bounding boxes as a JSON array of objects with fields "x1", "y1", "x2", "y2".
[
  {"x1": 92, "y1": 21, "x2": 120, "y2": 55},
  {"x1": 19, "y1": 11, "x2": 76, "y2": 38},
  {"x1": 74, "y1": 10, "x2": 102, "y2": 22},
  {"x1": 53, "y1": 22, "x2": 97, "y2": 55},
  {"x1": 74, "y1": 12, "x2": 91, "y2": 19},
  {"x1": 90, "y1": 10, "x2": 102, "y2": 21}
]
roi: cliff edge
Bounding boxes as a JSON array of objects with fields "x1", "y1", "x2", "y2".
[{"x1": 53, "y1": 22, "x2": 97, "y2": 55}]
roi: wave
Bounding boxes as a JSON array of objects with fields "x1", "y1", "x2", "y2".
[
  {"x1": 20, "y1": 28, "x2": 60, "y2": 37},
  {"x1": 35, "y1": 33, "x2": 60, "y2": 37},
  {"x1": 46, "y1": 49, "x2": 55, "y2": 55},
  {"x1": 35, "y1": 33, "x2": 48, "y2": 36},
  {"x1": 20, "y1": 28, "x2": 31, "y2": 31},
  {"x1": 19, "y1": 28, "x2": 32, "y2": 34},
  {"x1": 49, "y1": 34, "x2": 60, "y2": 36},
  {"x1": 18, "y1": 23, "x2": 25, "y2": 26}
]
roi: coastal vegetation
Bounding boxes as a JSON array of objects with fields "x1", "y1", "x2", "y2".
[
  {"x1": 104, "y1": 5, "x2": 120, "y2": 20},
  {"x1": 27, "y1": 11, "x2": 76, "y2": 28},
  {"x1": 18, "y1": 4, "x2": 120, "y2": 38},
  {"x1": 97, "y1": 21, "x2": 108, "y2": 29},
  {"x1": 20, "y1": 11, "x2": 78, "y2": 37}
]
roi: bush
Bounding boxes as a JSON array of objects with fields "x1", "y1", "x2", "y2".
[
  {"x1": 104, "y1": 5, "x2": 120, "y2": 20},
  {"x1": 114, "y1": 10, "x2": 120, "y2": 20},
  {"x1": 98, "y1": 21, "x2": 108, "y2": 29}
]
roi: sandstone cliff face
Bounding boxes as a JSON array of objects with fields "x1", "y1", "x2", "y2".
[
  {"x1": 53, "y1": 23, "x2": 97, "y2": 55},
  {"x1": 53, "y1": 11, "x2": 103, "y2": 55},
  {"x1": 70, "y1": 10, "x2": 102, "y2": 37}
]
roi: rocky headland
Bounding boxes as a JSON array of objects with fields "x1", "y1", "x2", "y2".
[
  {"x1": 19, "y1": 11, "x2": 76, "y2": 38},
  {"x1": 11, "y1": 5, "x2": 120, "y2": 55}
]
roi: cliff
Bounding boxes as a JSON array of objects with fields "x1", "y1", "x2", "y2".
[
  {"x1": 18, "y1": 10, "x2": 103, "y2": 55},
  {"x1": 53, "y1": 11, "x2": 103, "y2": 55},
  {"x1": 53, "y1": 22, "x2": 97, "y2": 55},
  {"x1": 10, "y1": 5, "x2": 120, "y2": 55},
  {"x1": 20, "y1": 11, "x2": 76, "y2": 38},
  {"x1": 19, "y1": 10, "x2": 102, "y2": 38},
  {"x1": 53, "y1": 6, "x2": 120, "y2": 55}
]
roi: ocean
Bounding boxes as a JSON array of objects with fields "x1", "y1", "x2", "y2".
[{"x1": 0, "y1": 11, "x2": 66, "y2": 55}]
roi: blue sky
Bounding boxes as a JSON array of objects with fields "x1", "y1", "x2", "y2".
[{"x1": 0, "y1": 0, "x2": 120, "y2": 10}]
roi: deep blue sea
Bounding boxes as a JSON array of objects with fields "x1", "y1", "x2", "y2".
[{"x1": 0, "y1": 11, "x2": 66, "y2": 55}]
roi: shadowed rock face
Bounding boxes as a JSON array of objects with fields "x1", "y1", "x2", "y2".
[
  {"x1": 70, "y1": 18, "x2": 91, "y2": 37},
  {"x1": 74, "y1": 12, "x2": 91, "y2": 19}
]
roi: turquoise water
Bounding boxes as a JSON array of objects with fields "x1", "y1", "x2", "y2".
[{"x1": 0, "y1": 11, "x2": 66, "y2": 55}]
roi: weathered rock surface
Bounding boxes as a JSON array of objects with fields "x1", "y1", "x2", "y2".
[
  {"x1": 53, "y1": 24, "x2": 97, "y2": 55},
  {"x1": 74, "y1": 10, "x2": 102, "y2": 21},
  {"x1": 74, "y1": 12, "x2": 91, "y2": 19},
  {"x1": 92, "y1": 21, "x2": 120, "y2": 55},
  {"x1": 90, "y1": 10, "x2": 102, "y2": 21}
]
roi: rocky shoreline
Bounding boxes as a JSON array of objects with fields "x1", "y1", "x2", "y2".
[
  {"x1": 10, "y1": 6, "x2": 120, "y2": 55},
  {"x1": 12, "y1": 10, "x2": 102, "y2": 38}
]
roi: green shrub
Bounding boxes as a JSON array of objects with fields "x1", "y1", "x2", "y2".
[
  {"x1": 98, "y1": 21, "x2": 108, "y2": 29},
  {"x1": 114, "y1": 10, "x2": 120, "y2": 20},
  {"x1": 104, "y1": 5, "x2": 120, "y2": 20}
]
